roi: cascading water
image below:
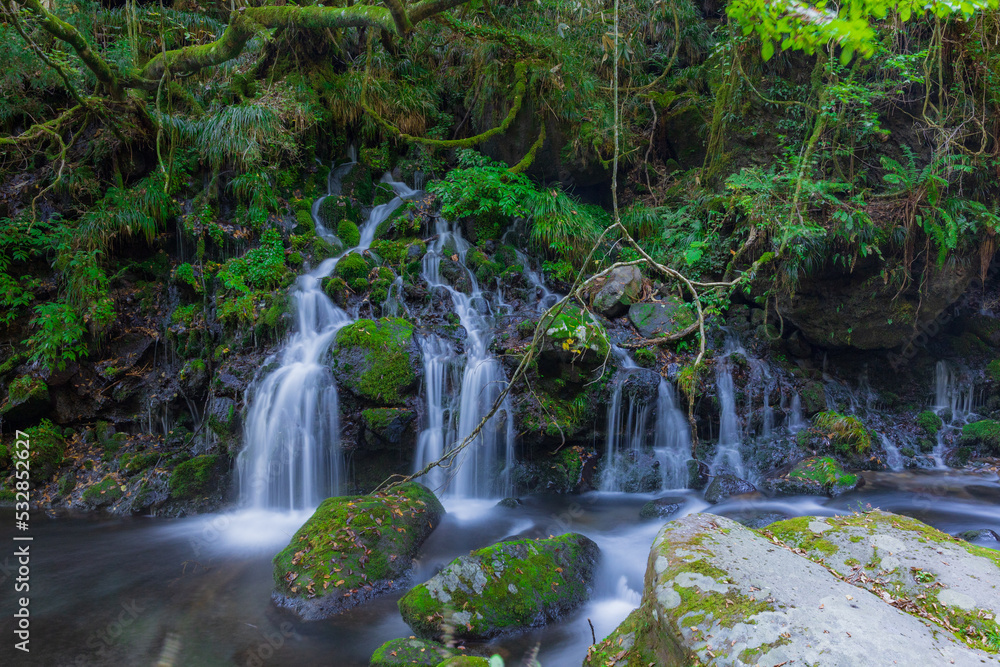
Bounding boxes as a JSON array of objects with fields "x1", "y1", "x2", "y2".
[
  {"x1": 413, "y1": 335, "x2": 456, "y2": 493},
  {"x1": 788, "y1": 392, "x2": 806, "y2": 433},
  {"x1": 413, "y1": 218, "x2": 515, "y2": 498},
  {"x1": 710, "y1": 337, "x2": 746, "y2": 479},
  {"x1": 600, "y1": 350, "x2": 652, "y2": 492},
  {"x1": 880, "y1": 433, "x2": 904, "y2": 471},
  {"x1": 238, "y1": 170, "x2": 418, "y2": 510},
  {"x1": 929, "y1": 360, "x2": 978, "y2": 468},
  {"x1": 653, "y1": 378, "x2": 692, "y2": 489}
]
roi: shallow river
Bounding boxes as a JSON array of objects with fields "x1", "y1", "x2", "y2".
[{"x1": 2, "y1": 469, "x2": 998, "y2": 666}]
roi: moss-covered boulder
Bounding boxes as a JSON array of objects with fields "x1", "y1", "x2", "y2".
[
  {"x1": 273, "y1": 482, "x2": 444, "y2": 620},
  {"x1": 917, "y1": 410, "x2": 943, "y2": 436},
  {"x1": 765, "y1": 456, "x2": 862, "y2": 497},
  {"x1": 585, "y1": 512, "x2": 999, "y2": 667},
  {"x1": 1, "y1": 375, "x2": 50, "y2": 423},
  {"x1": 627, "y1": 299, "x2": 696, "y2": 339},
  {"x1": 961, "y1": 419, "x2": 1000, "y2": 454},
  {"x1": 168, "y1": 454, "x2": 222, "y2": 500},
  {"x1": 398, "y1": 533, "x2": 600, "y2": 640},
  {"x1": 369, "y1": 637, "x2": 457, "y2": 667},
  {"x1": 797, "y1": 411, "x2": 873, "y2": 465},
  {"x1": 639, "y1": 497, "x2": 684, "y2": 520},
  {"x1": 82, "y1": 475, "x2": 123, "y2": 508},
  {"x1": 535, "y1": 303, "x2": 610, "y2": 381},
  {"x1": 332, "y1": 318, "x2": 418, "y2": 405},
  {"x1": 361, "y1": 407, "x2": 417, "y2": 450}
]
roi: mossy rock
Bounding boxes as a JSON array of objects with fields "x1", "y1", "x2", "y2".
[
  {"x1": 168, "y1": 454, "x2": 222, "y2": 500},
  {"x1": 82, "y1": 476, "x2": 123, "y2": 508},
  {"x1": 335, "y1": 252, "x2": 370, "y2": 281},
  {"x1": 769, "y1": 456, "x2": 861, "y2": 497},
  {"x1": 333, "y1": 318, "x2": 418, "y2": 405},
  {"x1": 319, "y1": 194, "x2": 362, "y2": 227},
  {"x1": 361, "y1": 407, "x2": 417, "y2": 449},
  {"x1": 322, "y1": 276, "x2": 350, "y2": 307},
  {"x1": 369, "y1": 638, "x2": 456, "y2": 667},
  {"x1": 535, "y1": 302, "x2": 611, "y2": 379},
  {"x1": 273, "y1": 482, "x2": 445, "y2": 620},
  {"x1": 799, "y1": 381, "x2": 827, "y2": 416},
  {"x1": 14, "y1": 419, "x2": 66, "y2": 483},
  {"x1": 398, "y1": 533, "x2": 600, "y2": 640},
  {"x1": 627, "y1": 299, "x2": 696, "y2": 339},
  {"x1": 801, "y1": 411, "x2": 872, "y2": 459},
  {"x1": 435, "y1": 658, "x2": 490, "y2": 667},
  {"x1": 916, "y1": 410, "x2": 943, "y2": 436},
  {"x1": 338, "y1": 219, "x2": 361, "y2": 247},
  {"x1": 1, "y1": 375, "x2": 50, "y2": 423},
  {"x1": 960, "y1": 420, "x2": 1000, "y2": 454}
]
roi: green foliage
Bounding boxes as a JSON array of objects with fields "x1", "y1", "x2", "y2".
[
  {"x1": 217, "y1": 228, "x2": 288, "y2": 292},
  {"x1": 727, "y1": 0, "x2": 998, "y2": 63},
  {"x1": 23, "y1": 302, "x2": 89, "y2": 372},
  {"x1": 811, "y1": 411, "x2": 872, "y2": 456},
  {"x1": 430, "y1": 150, "x2": 535, "y2": 225},
  {"x1": 79, "y1": 172, "x2": 175, "y2": 250},
  {"x1": 334, "y1": 317, "x2": 416, "y2": 404},
  {"x1": 335, "y1": 253, "x2": 369, "y2": 281},
  {"x1": 17, "y1": 419, "x2": 67, "y2": 483}
]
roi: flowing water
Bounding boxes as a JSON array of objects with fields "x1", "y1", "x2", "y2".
[
  {"x1": 412, "y1": 219, "x2": 515, "y2": 498},
  {"x1": 931, "y1": 360, "x2": 979, "y2": 468},
  {"x1": 237, "y1": 171, "x2": 418, "y2": 509},
  {"x1": 6, "y1": 469, "x2": 998, "y2": 666},
  {"x1": 710, "y1": 337, "x2": 746, "y2": 479}
]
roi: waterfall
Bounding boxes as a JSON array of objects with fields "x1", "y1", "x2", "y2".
[
  {"x1": 414, "y1": 218, "x2": 515, "y2": 498},
  {"x1": 788, "y1": 392, "x2": 806, "y2": 433},
  {"x1": 237, "y1": 170, "x2": 417, "y2": 510},
  {"x1": 710, "y1": 337, "x2": 746, "y2": 479},
  {"x1": 880, "y1": 433, "x2": 904, "y2": 471},
  {"x1": 311, "y1": 157, "x2": 357, "y2": 242},
  {"x1": 515, "y1": 249, "x2": 560, "y2": 313},
  {"x1": 413, "y1": 335, "x2": 456, "y2": 493},
  {"x1": 929, "y1": 360, "x2": 978, "y2": 468},
  {"x1": 653, "y1": 379, "x2": 692, "y2": 490}
]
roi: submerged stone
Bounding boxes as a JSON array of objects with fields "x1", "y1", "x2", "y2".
[
  {"x1": 639, "y1": 497, "x2": 684, "y2": 520},
  {"x1": 398, "y1": 533, "x2": 600, "y2": 640},
  {"x1": 766, "y1": 456, "x2": 863, "y2": 497},
  {"x1": 272, "y1": 482, "x2": 444, "y2": 620}
]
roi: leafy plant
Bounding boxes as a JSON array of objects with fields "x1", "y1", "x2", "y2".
[{"x1": 23, "y1": 302, "x2": 90, "y2": 372}]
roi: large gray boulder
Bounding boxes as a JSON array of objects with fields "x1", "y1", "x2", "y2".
[
  {"x1": 585, "y1": 512, "x2": 1000, "y2": 666},
  {"x1": 587, "y1": 266, "x2": 645, "y2": 318},
  {"x1": 398, "y1": 533, "x2": 600, "y2": 640}
]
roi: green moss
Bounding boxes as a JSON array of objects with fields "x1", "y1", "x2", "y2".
[
  {"x1": 337, "y1": 219, "x2": 361, "y2": 246},
  {"x1": 370, "y1": 239, "x2": 409, "y2": 265},
  {"x1": 961, "y1": 420, "x2": 1000, "y2": 453},
  {"x1": 273, "y1": 483, "x2": 444, "y2": 602},
  {"x1": 987, "y1": 359, "x2": 1000, "y2": 383},
  {"x1": 787, "y1": 456, "x2": 858, "y2": 494},
  {"x1": 57, "y1": 471, "x2": 77, "y2": 496},
  {"x1": 11, "y1": 420, "x2": 66, "y2": 483},
  {"x1": 335, "y1": 252, "x2": 369, "y2": 281},
  {"x1": 334, "y1": 318, "x2": 416, "y2": 404},
  {"x1": 369, "y1": 638, "x2": 456, "y2": 667},
  {"x1": 916, "y1": 410, "x2": 943, "y2": 436},
  {"x1": 123, "y1": 451, "x2": 159, "y2": 474},
  {"x1": 765, "y1": 516, "x2": 839, "y2": 557},
  {"x1": 83, "y1": 476, "x2": 122, "y2": 507},
  {"x1": 6, "y1": 375, "x2": 48, "y2": 406},
  {"x1": 168, "y1": 454, "x2": 220, "y2": 500},
  {"x1": 294, "y1": 207, "x2": 315, "y2": 235},
  {"x1": 398, "y1": 533, "x2": 598, "y2": 640},
  {"x1": 540, "y1": 302, "x2": 610, "y2": 361},
  {"x1": 633, "y1": 348, "x2": 656, "y2": 368}
]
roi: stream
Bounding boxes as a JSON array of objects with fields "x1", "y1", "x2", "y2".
[{"x1": 2, "y1": 469, "x2": 998, "y2": 666}]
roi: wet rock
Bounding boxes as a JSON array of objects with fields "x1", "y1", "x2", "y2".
[
  {"x1": 765, "y1": 456, "x2": 864, "y2": 497},
  {"x1": 639, "y1": 497, "x2": 684, "y2": 520},
  {"x1": 703, "y1": 473, "x2": 756, "y2": 503},
  {"x1": 332, "y1": 318, "x2": 419, "y2": 405},
  {"x1": 496, "y1": 497, "x2": 523, "y2": 509},
  {"x1": 800, "y1": 380, "x2": 827, "y2": 416},
  {"x1": 369, "y1": 638, "x2": 456, "y2": 666},
  {"x1": 686, "y1": 460, "x2": 709, "y2": 490},
  {"x1": 586, "y1": 265, "x2": 644, "y2": 318},
  {"x1": 361, "y1": 407, "x2": 417, "y2": 450},
  {"x1": 585, "y1": 512, "x2": 1000, "y2": 667},
  {"x1": 398, "y1": 533, "x2": 600, "y2": 640},
  {"x1": 627, "y1": 299, "x2": 695, "y2": 339},
  {"x1": 0, "y1": 374, "x2": 50, "y2": 425},
  {"x1": 207, "y1": 397, "x2": 239, "y2": 437},
  {"x1": 955, "y1": 529, "x2": 1000, "y2": 543},
  {"x1": 272, "y1": 482, "x2": 445, "y2": 620}
]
